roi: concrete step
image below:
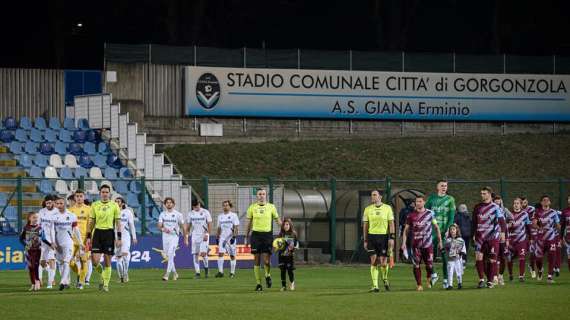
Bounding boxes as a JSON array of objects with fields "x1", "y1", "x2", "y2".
[
  {"x1": 0, "y1": 185, "x2": 37, "y2": 192},
  {"x1": 0, "y1": 159, "x2": 17, "y2": 166}
]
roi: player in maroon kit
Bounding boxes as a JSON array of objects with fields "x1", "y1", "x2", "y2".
[
  {"x1": 562, "y1": 195, "x2": 570, "y2": 272},
  {"x1": 506, "y1": 197, "x2": 532, "y2": 282},
  {"x1": 531, "y1": 195, "x2": 561, "y2": 284},
  {"x1": 19, "y1": 212, "x2": 51, "y2": 291},
  {"x1": 521, "y1": 197, "x2": 538, "y2": 278},
  {"x1": 472, "y1": 187, "x2": 506, "y2": 289},
  {"x1": 401, "y1": 196, "x2": 443, "y2": 291}
]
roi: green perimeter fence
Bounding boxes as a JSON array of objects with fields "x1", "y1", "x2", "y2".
[{"x1": 1, "y1": 176, "x2": 569, "y2": 264}]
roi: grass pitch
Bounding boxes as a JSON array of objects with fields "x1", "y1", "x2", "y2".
[{"x1": 0, "y1": 264, "x2": 568, "y2": 320}]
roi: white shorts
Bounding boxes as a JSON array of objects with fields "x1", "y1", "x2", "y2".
[
  {"x1": 163, "y1": 235, "x2": 179, "y2": 258},
  {"x1": 40, "y1": 243, "x2": 55, "y2": 261},
  {"x1": 219, "y1": 237, "x2": 237, "y2": 256},
  {"x1": 115, "y1": 235, "x2": 131, "y2": 256},
  {"x1": 191, "y1": 237, "x2": 209, "y2": 255},
  {"x1": 56, "y1": 245, "x2": 73, "y2": 263}
]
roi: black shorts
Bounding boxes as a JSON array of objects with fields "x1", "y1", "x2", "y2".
[
  {"x1": 91, "y1": 229, "x2": 115, "y2": 255},
  {"x1": 278, "y1": 255, "x2": 295, "y2": 270},
  {"x1": 366, "y1": 234, "x2": 389, "y2": 257},
  {"x1": 251, "y1": 231, "x2": 273, "y2": 255}
]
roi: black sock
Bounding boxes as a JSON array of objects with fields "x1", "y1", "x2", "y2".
[
  {"x1": 281, "y1": 268, "x2": 286, "y2": 287},
  {"x1": 288, "y1": 269, "x2": 295, "y2": 283}
]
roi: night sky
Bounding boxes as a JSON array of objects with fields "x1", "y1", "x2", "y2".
[{"x1": 1, "y1": 0, "x2": 569, "y2": 69}]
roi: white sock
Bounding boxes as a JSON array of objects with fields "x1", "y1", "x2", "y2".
[
  {"x1": 38, "y1": 265, "x2": 44, "y2": 282},
  {"x1": 123, "y1": 253, "x2": 130, "y2": 277},
  {"x1": 218, "y1": 257, "x2": 224, "y2": 273},
  {"x1": 230, "y1": 259, "x2": 236, "y2": 274},
  {"x1": 170, "y1": 256, "x2": 176, "y2": 274},
  {"x1": 48, "y1": 264, "x2": 56, "y2": 285},
  {"x1": 86, "y1": 261, "x2": 92, "y2": 282},
  {"x1": 166, "y1": 255, "x2": 175, "y2": 274},
  {"x1": 193, "y1": 255, "x2": 200, "y2": 274},
  {"x1": 116, "y1": 256, "x2": 124, "y2": 278},
  {"x1": 457, "y1": 274, "x2": 462, "y2": 284},
  {"x1": 203, "y1": 256, "x2": 209, "y2": 269},
  {"x1": 61, "y1": 262, "x2": 70, "y2": 285}
]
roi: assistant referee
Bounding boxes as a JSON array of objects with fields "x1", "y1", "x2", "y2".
[
  {"x1": 85, "y1": 185, "x2": 122, "y2": 292},
  {"x1": 363, "y1": 190, "x2": 395, "y2": 292},
  {"x1": 245, "y1": 188, "x2": 282, "y2": 292}
]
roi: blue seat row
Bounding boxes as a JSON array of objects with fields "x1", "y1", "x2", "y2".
[{"x1": 3, "y1": 117, "x2": 84, "y2": 131}]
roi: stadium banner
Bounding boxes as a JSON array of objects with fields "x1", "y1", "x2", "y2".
[
  {"x1": 0, "y1": 236, "x2": 272, "y2": 270},
  {"x1": 184, "y1": 66, "x2": 570, "y2": 121}
]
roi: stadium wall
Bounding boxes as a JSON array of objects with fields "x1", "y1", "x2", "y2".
[{"x1": 0, "y1": 68, "x2": 65, "y2": 120}]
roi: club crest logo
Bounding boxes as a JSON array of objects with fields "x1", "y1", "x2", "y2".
[{"x1": 196, "y1": 73, "x2": 220, "y2": 109}]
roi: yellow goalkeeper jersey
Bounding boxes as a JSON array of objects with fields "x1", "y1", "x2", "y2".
[{"x1": 69, "y1": 204, "x2": 91, "y2": 243}]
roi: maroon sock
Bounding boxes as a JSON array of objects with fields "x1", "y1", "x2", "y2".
[
  {"x1": 484, "y1": 261, "x2": 492, "y2": 280},
  {"x1": 555, "y1": 246, "x2": 561, "y2": 269},
  {"x1": 547, "y1": 252, "x2": 555, "y2": 276},
  {"x1": 499, "y1": 257, "x2": 506, "y2": 275},
  {"x1": 567, "y1": 258, "x2": 570, "y2": 272},
  {"x1": 489, "y1": 260, "x2": 497, "y2": 282},
  {"x1": 507, "y1": 260, "x2": 514, "y2": 276},
  {"x1": 536, "y1": 258, "x2": 543, "y2": 273},
  {"x1": 413, "y1": 267, "x2": 422, "y2": 286},
  {"x1": 426, "y1": 265, "x2": 433, "y2": 278},
  {"x1": 530, "y1": 255, "x2": 536, "y2": 271},
  {"x1": 519, "y1": 258, "x2": 526, "y2": 277},
  {"x1": 476, "y1": 260, "x2": 485, "y2": 280}
]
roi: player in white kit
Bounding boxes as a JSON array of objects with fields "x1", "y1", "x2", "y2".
[
  {"x1": 158, "y1": 197, "x2": 186, "y2": 281},
  {"x1": 215, "y1": 200, "x2": 240, "y2": 278},
  {"x1": 114, "y1": 197, "x2": 137, "y2": 283},
  {"x1": 184, "y1": 199, "x2": 212, "y2": 279},
  {"x1": 39, "y1": 194, "x2": 58, "y2": 289},
  {"x1": 52, "y1": 197, "x2": 82, "y2": 291}
]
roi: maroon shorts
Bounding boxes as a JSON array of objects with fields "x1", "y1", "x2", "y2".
[
  {"x1": 411, "y1": 246, "x2": 433, "y2": 268},
  {"x1": 535, "y1": 240, "x2": 557, "y2": 259},
  {"x1": 509, "y1": 241, "x2": 528, "y2": 258},
  {"x1": 475, "y1": 238, "x2": 500, "y2": 259}
]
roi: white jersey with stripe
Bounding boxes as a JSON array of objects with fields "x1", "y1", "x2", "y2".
[
  {"x1": 158, "y1": 210, "x2": 185, "y2": 236},
  {"x1": 217, "y1": 211, "x2": 240, "y2": 240},
  {"x1": 39, "y1": 207, "x2": 57, "y2": 243},
  {"x1": 188, "y1": 208, "x2": 212, "y2": 237},
  {"x1": 53, "y1": 210, "x2": 78, "y2": 247},
  {"x1": 118, "y1": 208, "x2": 137, "y2": 240}
]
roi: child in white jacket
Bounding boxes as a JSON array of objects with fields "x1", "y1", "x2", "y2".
[{"x1": 445, "y1": 223, "x2": 466, "y2": 289}]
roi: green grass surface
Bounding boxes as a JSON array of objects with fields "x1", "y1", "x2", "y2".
[{"x1": 1, "y1": 264, "x2": 568, "y2": 319}]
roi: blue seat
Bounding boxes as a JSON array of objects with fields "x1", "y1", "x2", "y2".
[
  {"x1": 4, "y1": 206, "x2": 18, "y2": 222},
  {"x1": 15, "y1": 129, "x2": 28, "y2": 142},
  {"x1": 78, "y1": 118, "x2": 90, "y2": 129},
  {"x1": 4, "y1": 117, "x2": 17, "y2": 130},
  {"x1": 44, "y1": 129, "x2": 58, "y2": 143},
  {"x1": 24, "y1": 142, "x2": 39, "y2": 155},
  {"x1": 19, "y1": 154, "x2": 33, "y2": 168},
  {"x1": 86, "y1": 130, "x2": 100, "y2": 143},
  {"x1": 115, "y1": 180, "x2": 129, "y2": 194},
  {"x1": 39, "y1": 180, "x2": 54, "y2": 194},
  {"x1": 106, "y1": 154, "x2": 122, "y2": 169},
  {"x1": 0, "y1": 130, "x2": 14, "y2": 143},
  {"x1": 74, "y1": 167, "x2": 88, "y2": 178},
  {"x1": 94, "y1": 154, "x2": 107, "y2": 168},
  {"x1": 29, "y1": 166, "x2": 42, "y2": 178},
  {"x1": 0, "y1": 193, "x2": 6, "y2": 206},
  {"x1": 104, "y1": 167, "x2": 118, "y2": 179},
  {"x1": 34, "y1": 117, "x2": 47, "y2": 130},
  {"x1": 119, "y1": 167, "x2": 132, "y2": 178},
  {"x1": 64, "y1": 118, "x2": 76, "y2": 130},
  {"x1": 33, "y1": 154, "x2": 49, "y2": 167},
  {"x1": 79, "y1": 155, "x2": 94, "y2": 169},
  {"x1": 97, "y1": 142, "x2": 110, "y2": 155},
  {"x1": 129, "y1": 181, "x2": 142, "y2": 194},
  {"x1": 127, "y1": 193, "x2": 140, "y2": 208},
  {"x1": 30, "y1": 128, "x2": 43, "y2": 142},
  {"x1": 84, "y1": 141, "x2": 97, "y2": 155},
  {"x1": 60, "y1": 167, "x2": 73, "y2": 179},
  {"x1": 59, "y1": 129, "x2": 74, "y2": 143},
  {"x1": 55, "y1": 141, "x2": 67, "y2": 155},
  {"x1": 49, "y1": 117, "x2": 61, "y2": 130},
  {"x1": 20, "y1": 117, "x2": 32, "y2": 130},
  {"x1": 69, "y1": 143, "x2": 83, "y2": 156},
  {"x1": 39, "y1": 142, "x2": 55, "y2": 155},
  {"x1": 9, "y1": 141, "x2": 23, "y2": 154},
  {"x1": 73, "y1": 130, "x2": 87, "y2": 143}
]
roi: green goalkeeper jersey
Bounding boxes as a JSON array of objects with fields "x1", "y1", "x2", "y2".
[{"x1": 425, "y1": 194, "x2": 456, "y2": 233}]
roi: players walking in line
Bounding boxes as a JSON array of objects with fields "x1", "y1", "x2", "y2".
[
  {"x1": 363, "y1": 190, "x2": 395, "y2": 292},
  {"x1": 68, "y1": 190, "x2": 91, "y2": 289},
  {"x1": 277, "y1": 218, "x2": 299, "y2": 291},
  {"x1": 562, "y1": 196, "x2": 570, "y2": 272},
  {"x1": 215, "y1": 200, "x2": 240, "y2": 278},
  {"x1": 115, "y1": 196, "x2": 137, "y2": 283},
  {"x1": 185, "y1": 199, "x2": 212, "y2": 279},
  {"x1": 531, "y1": 195, "x2": 561, "y2": 284},
  {"x1": 85, "y1": 185, "x2": 122, "y2": 292},
  {"x1": 158, "y1": 197, "x2": 185, "y2": 281},
  {"x1": 506, "y1": 197, "x2": 532, "y2": 282},
  {"x1": 493, "y1": 195, "x2": 511, "y2": 286},
  {"x1": 425, "y1": 180, "x2": 456, "y2": 288},
  {"x1": 445, "y1": 224, "x2": 466, "y2": 290},
  {"x1": 472, "y1": 186, "x2": 506, "y2": 289},
  {"x1": 19, "y1": 212, "x2": 44, "y2": 291},
  {"x1": 245, "y1": 188, "x2": 282, "y2": 292},
  {"x1": 53, "y1": 196, "x2": 82, "y2": 291},
  {"x1": 401, "y1": 195, "x2": 442, "y2": 291},
  {"x1": 39, "y1": 195, "x2": 58, "y2": 289}
]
